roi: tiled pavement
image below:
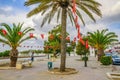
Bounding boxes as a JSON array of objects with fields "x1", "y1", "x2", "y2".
[{"x1": 0, "y1": 56, "x2": 118, "y2": 80}]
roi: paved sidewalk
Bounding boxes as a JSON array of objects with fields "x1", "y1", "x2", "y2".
[{"x1": 0, "y1": 56, "x2": 116, "y2": 80}]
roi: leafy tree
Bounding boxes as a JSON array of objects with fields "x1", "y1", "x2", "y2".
[
  {"x1": 76, "y1": 37, "x2": 89, "y2": 67},
  {"x1": 0, "y1": 50, "x2": 10, "y2": 57},
  {"x1": 88, "y1": 29, "x2": 118, "y2": 61},
  {"x1": 76, "y1": 42, "x2": 84, "y2": 58},
  {"x1": 44, "y1": 25, "x2": 70, "y2": 57},
  {"x1": 71, "y1": 41, "x2": 76, "y2": 50},
  {"x1": 25, "y1": 0, "x2": 102, "y2": 71},
  {"x1": 0, "y1": 23, "x2": 36, "y2": 67},
  {"x1": 76, "y1": 38, "x2": 89, "y2": 58},
  {"x1": 66, "y1": 46, "x2": 73, "y2": 56}
]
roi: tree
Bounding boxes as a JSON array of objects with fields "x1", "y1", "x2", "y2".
[
  {"x1": 48, "y1": 25, "x2": 62, "y2": 57},
  {"x1": 0, "y1": 23, "x2": 36, "y2": 67},
  {"x1": 25, "y1": 0, "x2": 102, "y2": 71},
  {"x1": 71, "y1": 41, "x2": 76, "y2": 50},
  {"x1": 45, "y1": 25, "x2": 70, "y2": 58},
  {"x1": 88, "y1": 29, "x2": 118, "y2": 61},
  {"x1": 76, "y1": 37, "x2": 89, "y2": 67},
  {"x1": 66, "y1": 46, "x2": 73, "y2": 56},
  {"x1": 76, "y1": 42, "x2": 85, "y2": 59},
  {"x1": 76, "y1": 37, "x2": 89, "y2": 58}
]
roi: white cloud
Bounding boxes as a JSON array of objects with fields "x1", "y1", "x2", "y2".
[
  {"x1": 0, "y1": 6, "x2": 13, "y2": 16},
  {"x1": 111, "y1": 1, "x2": 120, "y2": 15},
  {"x1": 0, "y1": 12, "x2": 27, "y2": 24},
  {"x1": 0, "y1": 6, "x2": 13, "y2": 12},
  {"x1": 0, "y1": 0, "x2": 120, "y2": 51}
]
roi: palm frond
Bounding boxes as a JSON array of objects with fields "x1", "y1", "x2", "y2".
[
  {"x1": 77, "y1": 4, "x2": 96, "y2": 22},
  {"x1": 19, "y1": 36, "x2": 37, "y2": 44},
  {"x1": 0, "y1": 38, "x2": 10, "y2": 46},
  {"x1": 80, "y1": 2, "x2": 102, "y2": 17}
]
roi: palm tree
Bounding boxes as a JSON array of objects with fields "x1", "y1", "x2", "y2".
[
  {"x1": 88, "y1": 29, "x2": 118, "y2": 61},
  {"x1": 25, "y1": 0, "x2": 102, "y2": 71},
  {"x1": 0, "y1": 23, "x2": 36, "y2": 67}
]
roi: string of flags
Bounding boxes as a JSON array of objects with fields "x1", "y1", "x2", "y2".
[
  {"x1": 0, "y1": 1, "x2": 89, "y2": 49},
  {"x1": 0, "y1": 44, "x2": 44, "y2": 48},
  {"x1": 72, "y1": 0, "x2": 89, "y2": 49},
  {"x1": 0, "y1": 29, "x2": 45, "y2": 39}
]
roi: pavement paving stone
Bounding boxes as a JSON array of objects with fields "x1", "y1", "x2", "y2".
[{"x1": 0, "y1": 56, "x2": 119, "y2": 80}]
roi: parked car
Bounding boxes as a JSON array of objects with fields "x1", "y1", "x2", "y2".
[
  {"x1": 105, "y1": 52, "x2": 118, "y2": 56},
  {"x1": 105, "y1": 52, "x2": 112, "y2": 56},
  {"x1": 105, "y1": 52, "x2": 120, "y2": 65},
  {"x1": 112, "y1": 55, "x2": 120, "y2": 65}
]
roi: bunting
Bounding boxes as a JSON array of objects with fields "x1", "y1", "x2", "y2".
[
  {"x1": 66, "y1": 36, "x2": 70, "y2": 41},
  {"x1": 18, "y1": 32, "x2": 22, "y2": 36},
  {"x1": 50, "y1": 34, "x2": 54, "y2": 39},
  {"x1": 29, "y1": 33, "x2": 34, "y2": 38},
  {"x1": 2, "y1": 29, "x2": 7, "y2": 35},
  {"x1": 40, "y1": 34, "x2": 44, "y2": 39},
  {"x1": 72, "y1": 0, "x2": 89, "y2": 48},
  {"x1": 79, "y1": 38, "x2": 85, "y2": 45},
  {"x1": 72, "y1": 0, "x2": 76, "y2": 13},
  {"x1": 85, "y1": 40, "x2": 89, "y2": 49},
  {"x1": 74, "y1": 37, "x2": 76, "y2": 42},
  {"x1": 72, "y1": 0, "x2": 81, "y2": 40}
]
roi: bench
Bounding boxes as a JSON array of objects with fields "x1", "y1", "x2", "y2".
[{"x1": 16, "y1": 60, "x2": 32, "y2": 69}]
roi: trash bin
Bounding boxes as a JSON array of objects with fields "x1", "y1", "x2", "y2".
[{"x1": 48, "y1": 62, "x2": 52, "y2": 70}]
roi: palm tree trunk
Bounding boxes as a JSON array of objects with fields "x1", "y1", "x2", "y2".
[
  {"x1": 60, "y1": 8, "x2": 67, "y2": 72},
  {"x1": 97, "y1": 48, "x2": 104, "y2": 61},
  {"x1": 10, "y1": 49, "x2": 18, "y2": 67}
]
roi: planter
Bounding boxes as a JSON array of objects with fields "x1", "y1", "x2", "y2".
[
  {"x1": 16, "y1": 64, "x2": 23, "y2": 69},
  {"x1": 106, "y1": 72, "x2": 120, "y2": 80},
  {"x1": 48, "y1": 67, "x2": 78, "y2": 75}
]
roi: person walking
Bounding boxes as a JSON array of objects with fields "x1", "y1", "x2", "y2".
[{"x1": 31, "y1": 52, "x2": 34, "y2": 62}]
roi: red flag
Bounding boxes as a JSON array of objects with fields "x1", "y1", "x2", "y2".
[
  {"x1": 2, "y1": 29, "x2": 7, "y2": 35},
  {"x1": 86, "y1": 40, "x2": 89, "y2": 49},
  {"x1": 76, "y1": 23, "x2": 80, "y2": 29},
  {"x1": 77, "y1": 28, "x2": 80, "y2": 33},
  {"x1": 74, "y1": 37, "x2": 76, "y2": 42},
  {"x1": 41, "y1": 34, "x2": 44, "y2": 39},
  {"x1": 74, "y1": 15, "x2": 78, "y2": 23},
  {"x1": 18, "y1": 32, "x2": 22, "y2": 36},
  {"x1": 29, "y1": 33, "x2": 33, "y2": 38},
  {"x1": 66, "y1": 37, "x2": 70, "y2": 41},
  {"x1": 50, "y1": 34, "x2": 54, "y2": 39},
  {"x1": 77, "y1": 32, "x2": 81, "y2": 39},
  {"x1": 72, "y1": 0, "x2": 76, "y2": 13},
  {"x1": 79, "y1": 38, "x2": 85, "y2": 45}
]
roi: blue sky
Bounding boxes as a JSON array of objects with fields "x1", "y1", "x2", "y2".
[
  {"x1": 0, "y1": 0, "x2": 120, "y2": 51},
  {"x1": 0, "y1": 0, "x2": 27, "y2": 10}
]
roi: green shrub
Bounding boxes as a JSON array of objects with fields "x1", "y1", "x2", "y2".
[
  {"x1": 0, "y1": 50, "x2": 10, "y2": 57},
  {"x1": 82, "y1": 56, "x2": 88, "y2": 61},
  {"x1": 100, "y1": 56, "x2": 112, "y2": 65},
  {"x1": 3, "y1": 50, "x2": 10, "y2": 57},
  {"x1": 0, "y1": 52, "x2": 3, "y2": 57}
]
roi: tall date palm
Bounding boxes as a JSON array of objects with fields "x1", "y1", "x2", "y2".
[
  {"x1": 25, "y1": 0, "x2": 102, "y2": 71},
  {"x1": 88, "y1": 29, "x2": 118, "y2": 61},
  {"x1": 0, "y1": 23, "x2": 36, "y2": 67}
]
